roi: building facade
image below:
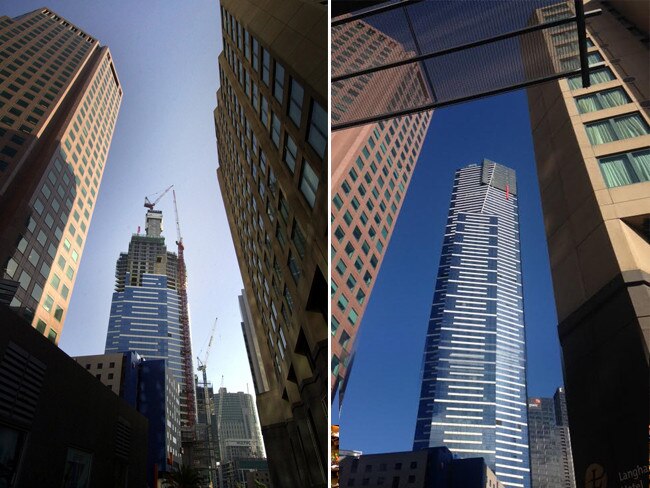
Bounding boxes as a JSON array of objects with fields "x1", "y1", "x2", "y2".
[
  {"x1": 330, "y1": 18, "x2": 432, "y2": 399},
  {"x1": 73, "y1": 351, "x2": 183, "y2": 487},
  {"x1": 0, "y1": 8, "x2": 122, "y2": 342},
  {"x1": 0, "y1": 306, "x2": 147, "y2": 487},
  {"x1": 104, "y1": 210, "x2": 196, "y2": 427},
  {"x1": 339, "y1": 447, "x2": 504, "y2": 488},
  {"x1": 214, "y1": 387, "x2": 265, "y2": 463},
  {"x1": 214, "y1": 1, "x2": 327, "y2": 486},
  {"x1": 528, "y1": 387, "x2": 576, "y2": 488},
  {"x1": 525, "y1": 1, "x2": 649, "y2": 484},
  {"x1": 412, "y1": 161, "x2": 531, "y2": 488}
]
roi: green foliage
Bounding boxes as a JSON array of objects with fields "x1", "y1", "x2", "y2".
[{"x1": 162, "y1": 465, "x2": 206, "y2": 488}]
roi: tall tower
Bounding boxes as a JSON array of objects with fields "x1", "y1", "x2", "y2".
[
  {"x1": 213, "y1": 1, "x2": 327, "y2": 486},
  {"x1": 0, "y1": 8, "x2": 122, "y2": 342},
  {"x1": 525, "y1": 1, "x2": 649, "y2": 482},
  {"x1": 105, "y1": 210, "x2": 195, "y2": 427},
  {"x1": 214, "y1": 387, "x2": 265, "y2": 463},
  {"x1": 413, "y1": 161, "x2": 531, "y2": 488},
  {"x1": 330, "y1": 17, "x2": 432, "y2": 401},
  {"x1": 528, "y1": 387, "x2": 576, "y2": 488}
]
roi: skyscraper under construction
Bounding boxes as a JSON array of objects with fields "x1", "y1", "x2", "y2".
[{"x1": 105, "y1": 206, "x2": 196, "y2": 427}]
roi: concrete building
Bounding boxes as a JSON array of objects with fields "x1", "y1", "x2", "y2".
[
  {"x1": 73, "y1": 351, "x2": 183, "y2": 487},
  {"x1": 525, "y1": 1, "x2": 649, "y2": 484},
  {"x1": 104, "y1": 209, "x2": 196, "y2": 428},
  {"x1": 0, "y1": 306, "x2": 147, "y2": 487},
  {"x1": 0, "y1": 8, "x2": 122, "y2": 341},
  {"x1": 214, "y1": 1, "x2": 327, "y2": 486},
  {"x1": 528, "y1": 388, "x2": 576, "y2": 488},
  {"x1": 339, "y1": 447, "x2": 504, "y2": 488},
  {"x1": 214, "y1": 387, "x2": 265, "y2": 463},
  {"x1": 412, "y1": 161, "x2": 530, "y2": 488},
  {"x1": 239, "y1": 291, "x2": 270, "y2": 395},
  {"x1": 330, "y1": 17, "x2": 432, "y2": 399}
]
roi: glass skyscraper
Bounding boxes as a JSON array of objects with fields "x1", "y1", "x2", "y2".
[{"x1": 413, "y1": 160, "x2": 531, "y2": 488}]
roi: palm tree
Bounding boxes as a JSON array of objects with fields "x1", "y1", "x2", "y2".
[{"x1": 162, "y1": 465, "x2": 205, "y2": 488}]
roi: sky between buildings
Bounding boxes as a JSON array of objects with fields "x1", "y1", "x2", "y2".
[
  {"x1": 0, "y1": 1, "x2": 255, "y2": 395},
  {"x1": 338, "y1": 90, "x2": 565, "y2": 454}
]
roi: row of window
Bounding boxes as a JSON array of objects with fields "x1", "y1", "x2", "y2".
[{"x1": 565, "y1": 48, "x2": 650, "y2": 188}]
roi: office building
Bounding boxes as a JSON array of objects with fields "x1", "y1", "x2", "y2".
[
  {"x1": 0, "y1": 306, "x2": 147, "y2": 487},
  {"x1": 330, "y1": 17, "x2": 432, "y2": 400},
  {"x1": 0, "y1": 8, "x2": 122, "y2": 342},
  {"x1": 525, "y1": 0, "x2": 649, "y2": 483},
  {"x1": 73, "y1": 351, "x2": 183, "y2": 487},
  {"x1": 239, "y1": 291, "x2": 270, "y2": 395},
  {"x1": 339, "y1": 446, "x2": 504, "y2": 488},
  {"x1": 221, "y1": 457, "x2": 273, "y2": 488},
  {"x1": 214, "y1": 387, "x2": 265, "y2": 463},
  {"x1": 104, "y1": 209, "x2": 196, "y2": 427},
  {"x1": 214, "y1": 1, "x2": 327, "y2": 485},
  {"x1": 528, "y1": 387, "x2": 576, "y2": 488},
  {"x1": 412, "y1": 161, "x2": 531, "y2": 488}
]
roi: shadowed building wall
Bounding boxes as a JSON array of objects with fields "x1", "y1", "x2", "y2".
[
  {"x1": 525, "y1": 1, "x2": 649, "y2": 484},
  {"x1": 214, "y1": 1, "x2": 327, "y2": 486}
]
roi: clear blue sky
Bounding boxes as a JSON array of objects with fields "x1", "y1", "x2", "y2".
[
  {"x1": 0, "y1": 1, "x2": 255, "y2": 395},
  {"x1": 338, "y1": 90, "x2": 565, "y2": 454}
]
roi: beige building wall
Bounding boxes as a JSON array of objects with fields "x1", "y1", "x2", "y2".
[
  {"x1": 526, "y1": 0, "x2": 649, "y2": 484},
  {"x1": 0, "y1": 8, "x2": 122, "y2": 343},
  {"x1": 214, "y1": 1, "x2": 327, "y2": 486}
]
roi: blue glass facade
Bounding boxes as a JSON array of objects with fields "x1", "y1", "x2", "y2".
[
  {"x1": 105, "y1": 271, "x2": 184, "y2": 386},
  {"x1": 413, "y1": 160, "x2": 531, "y2": 488}
]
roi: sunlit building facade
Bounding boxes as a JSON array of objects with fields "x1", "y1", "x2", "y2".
[
  {"x1": 525, "y1": 1, "x2": 649, "y2": 483},
  {"x1": 0, "y1": 8, "x2": 122, "y2": 342},
  {"x1": 413, "y1": 161, "x2": 531, "y2": 488}
]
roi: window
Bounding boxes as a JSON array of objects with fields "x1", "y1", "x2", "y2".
[
  {"x1": 568, "y1": 67, "x2": 615, "y2": 89},
  {"x1": 575, "y1": 87, "x2": 631, "y2": 113},
  {"x1": 43, "y1": 294, "x2": 54, "y2": 312},
  {"x1": 307, "y1": 101, "x2": 327, "y2": 158},
  {"x1": 274, "y1": 133, "x2": 298, "y2": 174},
  {"x1": 271, "y1": 113, "x2": 281, "y2": 147},
  {"x1": 288, "y1": 78, "x2": 304, "y2": 126},
  {"x1": 598, "y1": 148, "x2": 650, "y2": 188},
  {"x1": 273, "y1": 62, "x2": 284, "y2": 102},
  {"x1": 262, "y1": 48, "x2": 270, "y2": 85},
  {"x1": 261, "y1": 97, "x2": 269, "y2": 127},
  {"x1": 585, "y1": 113, "x2": 649, "y2": 145},
  {"x1": 300, "y1": 159, "x2": 319, "y2": 208},
  {"x1": 252, "y1": 37, "x2": 259, "y2": 71}
]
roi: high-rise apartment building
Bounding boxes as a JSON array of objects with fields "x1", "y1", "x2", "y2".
[
  {"x1": 0, "y1": 8, "x2": 122, "y2": 342},
  {"x1": 104, "y1": 210, "x2": 195, "y2": 426},
  {"x1": 525, "y1": 1, "x2": 649, "y2": 483},
  {"x1": 412, "y1": 161, "x2": 531, "y2": 488},
  {"x1": 330, "y1": 18, "x2": 432, "y2": 399},
  {"x1": 528, "y1": 387, "x2": 576, "y2": 488},
  {"x1": 214, "y1": 1, "x2": 327, "y2": 486}
]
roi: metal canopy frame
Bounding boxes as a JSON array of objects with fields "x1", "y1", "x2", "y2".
[{"x1": 332, "y1": 0, "x2": 602, "y2": 131}]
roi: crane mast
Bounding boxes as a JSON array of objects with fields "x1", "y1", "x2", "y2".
[{"x1": 172, "y1": 189, "x2": 195, "y2": 428}]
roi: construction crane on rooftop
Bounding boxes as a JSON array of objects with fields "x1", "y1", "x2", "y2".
[
  {"x1": 197, "y1": 317, "x2": 218, "y2": 388},
  {"x1": 144, "y1": 184, "x2": 173, "y2": 210},
  {"x1": 172, "y1": 189, "x2": 195, "y2": 428}
]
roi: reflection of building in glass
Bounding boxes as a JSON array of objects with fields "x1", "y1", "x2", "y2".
[
  {"x1": 331, "y1": 18, "x2": 432, "y2": 400},
  {"x1": 0, "y1": 8, "x2": 121, "y2": 342},
  {"x1": 525, "y1": 1, "x2": 650, "y2": 483},
  {"x1": 413, "y1": 161, "x2": 530, "y2": 488},
  {"x1": 214, "y1": 1, "x2": 327, "y2": 485},
  {"x1": 528, "y1": 387, "x2": 576, "y2": 488}
]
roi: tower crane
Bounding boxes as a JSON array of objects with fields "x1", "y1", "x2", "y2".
[
  {"x1": 144, "y1": 185, "x2": 173, "y2": 210},
  {"x1": 197, "y1": 317, "x2": 218, "y2": 388}
]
